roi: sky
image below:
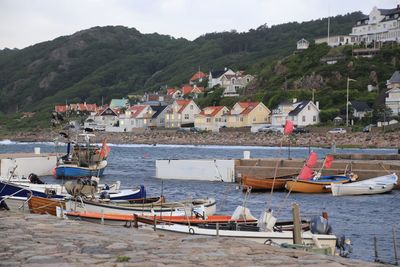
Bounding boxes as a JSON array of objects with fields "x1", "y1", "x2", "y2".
[{"x1": 0, "y1": 0, "x2": 399, "y2": 49}]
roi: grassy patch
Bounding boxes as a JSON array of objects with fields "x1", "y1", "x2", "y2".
[{"x1": 116, "y1": 256, "x2": 131, "y2": 262}]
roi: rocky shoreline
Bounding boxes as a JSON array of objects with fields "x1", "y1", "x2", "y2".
[
  {"x1": 0, "y1": 211, "x2": 379, "y2": 266},
  {"x1": 1, "y1": 130, "x2": 400, "y2": 149}
]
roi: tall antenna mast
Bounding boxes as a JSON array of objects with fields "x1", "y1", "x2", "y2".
[{"x1": 327, "y1": 5, "x2": 331, "y2": 46}]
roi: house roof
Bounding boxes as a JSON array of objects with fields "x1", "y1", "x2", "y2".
[
  {"x1": 110, "y1": 99, "x2": 128, "y2": 109},
  {"x1": 288, "y1": 101, "x2": 311, "y2": 116},
  {"x1": 192, "y1": 86, "x2": 204, "y2": 93},
  {"x1": 190, "y1": 71, "x2": 207, "y2": 81},
  {"x1": 99, "y1": 107, "x2": 118, "y2": 116},
  {"x1": 150, "y1": 105, "x2": 168, "y2": 118},
  {"x1": 350, "y1": 101, "x2": 372, "y2": 112},
  {"x1": 55, "y1": 105, "x2": 68, "y2": 113},
  {"x1": 199, "y1": 106, "x2": 226, "y2": 117},
  {"x1": 167, "y1": 88, "x2": 177, "y2": 95},
  {"x1": 210, "y1": 70, "x2": 226, "y2": 79},
  {"x1": 181, "y1": 85, "x2": 193, "y2": 95},
  {"x1": 129, "y1": 105, "x2": 148, "y2": 118},
  {"x1": 388, "y1": 71, "x2": 400, "y2": 84},
  {"x1": 238, "y1": 102, "x2": 261, "y2": 115}
]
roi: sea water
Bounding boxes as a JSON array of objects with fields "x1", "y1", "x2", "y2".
[{"x1": 0, "y1": 140, "x2": 399, "y2": 263}]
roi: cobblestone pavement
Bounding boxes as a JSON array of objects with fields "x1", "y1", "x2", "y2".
[{"x1": 0, "y1": 211, "x2": 382, "y2": 267}]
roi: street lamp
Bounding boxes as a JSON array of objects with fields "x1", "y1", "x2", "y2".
[{"x1": 346, "y1": 77, "x2": 356, "y2": 126}]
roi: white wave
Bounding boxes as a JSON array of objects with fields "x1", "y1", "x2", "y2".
[{"x1": 0, "y1": 139, "x2": 16, "y2": 145}]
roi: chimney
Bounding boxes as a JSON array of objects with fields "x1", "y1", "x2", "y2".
[
  {"x1": 316, "y1": 101, "x2": 319, "y2": 109},
  {"x1": 292, "y1": 98, "x2": 297, "y2": 103}
]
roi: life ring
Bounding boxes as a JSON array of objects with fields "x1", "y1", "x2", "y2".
[{"x1": 188, "y1": 227, "x2": 195, "y2": 235}]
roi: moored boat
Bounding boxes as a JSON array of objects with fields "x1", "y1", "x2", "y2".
[
  {"x1": 28, "y1": 195, "x2": 66, "y2": 216},
  {"x1": 331, "y1": 173, "x2": 398, "y2": 196},
  {"x1": 285, "y1": 176, "x2": 351, "y2": 193},
  {"x1": 242, "y1": 174, "x2": 296, "y2": 191},
  {"x1": 65, "y1": 197, "x2": 217, "y2": 217}
]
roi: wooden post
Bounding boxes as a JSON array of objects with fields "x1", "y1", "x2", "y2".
[
  {"x1": 393, "y1": 226, "x2": 398, "y2": 266},
  {"x1": 153, "y1": 215, "x2": 157, "y2": 231},
  {"x1": 374, "y1": 236, "x2": 379, "y2": 262},
  {"x1": 216, "y1": 223, "x2": 220, "y2": 237},
  {"x1": 292, "y1": 203, "x2": 302, "y2": 245},
  {"x1": 101, "y1": 209, "x2": 104, "y2": 225},
  {"x1": 133, "y1": 214, "x2": 138, "y2": 228}
]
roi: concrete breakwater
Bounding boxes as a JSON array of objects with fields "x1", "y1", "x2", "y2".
[
  {"x1": 2, "y1": 130, "x2": 400, "y2": 148},
  {"x1": 0, "y1": 211, "x2": 379, "y2": 266}
]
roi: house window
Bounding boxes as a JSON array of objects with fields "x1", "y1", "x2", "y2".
[
  {"x1": 308, "y1": 105, "x2": 311, "y2": 110},
  {"x1": 160, "y1": 118, "x2": 165, "y2": 123},
  {"x1": 253, "y1": 117, "x2": 256, "y2": 122},
  {"x1": 258, "y1": 106, "x2": 262, "y2": 111},
  {"x1": 184, "y1": 114, "x2": 189, "y2": 120},
  {"x1": 206, "y1": 118, "x2": 211, "y2": 123},
  {"x1": 215, "y1": 118, "x2": 218, "y2": 122},
  {"x1": 302, "y1": 116, "x2": 306, "y2": 122},
  {"x1": 313, "y1": 116, "x2": 316, "y2": 122},
  {"x1": 240, "y1": 117, "x2": 243, "y2": 122},
  {"x1": 171, "y1": 115, "x2": 174, "y2": 120},
  {"x1": 190, "y1": 105, "x2": 193, "y2": 110}
]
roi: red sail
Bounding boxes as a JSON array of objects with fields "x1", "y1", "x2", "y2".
[
  {"x1": 324, "y1": 155, "x2": 334, "y2": 169},
  {"x1": 298, "y1": 165, "x2": 314, "y2": 180},
  {"x1": 306, "y1": 151, "x2": 318, "y2": 168}
]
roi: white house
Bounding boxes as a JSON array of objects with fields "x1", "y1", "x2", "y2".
[
  {"x1": 208, "y1": 68, "x2": 235, "y2": 88},
  {"x1": 288, "y1": 100, "x2": 320, "y2": 127},
  {"x1": 350, "y1": 5, "x2": 400, "y2": 44},
  {"x1": 84, "y1": 107, "x2": 120, "y2": 131},
  {"x1": 119, "y1": 105, "x2": 153, "y2": 131},
  {"x1": 165, "y1": 99, "x2": 201, "y2": 128},
  {"x1": 220, "y1": 72, "x2": 254, "y2": 97},
  {"x1": 271, "y1": 101, "x2": 296, "y2": 126},
  {"x1": 385, "y1": 71, "x2": 400, "y2": 115},
  {"x1": 148, "y1": 105, "x2": 168, "y2": 128},
  {"x1": 297, "y1": 38, "x2": 309, "y2": 50},
  {"x1": 315, "y1": 35, "x2": 356, "y2": 47}
]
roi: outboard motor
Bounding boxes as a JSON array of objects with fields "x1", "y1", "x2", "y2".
[
  {"x1": 336, "y1": 235, "x2": 353, "y2": 257},
  {"x1": 103, "y1": 184, "x2": 110, "y2": 191},
  {"x1": 310, "y1": 216, "x2": 332, "y2": 235},
  {"x1": 28, "y1": 173, "x2": 44, "y2": 184}
]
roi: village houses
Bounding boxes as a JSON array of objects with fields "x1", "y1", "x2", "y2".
[
  {"x1": 165, "y1": 99, "x2": 201, "y2": 128},
  {"x1": 385, "y1": 71, "x2": 400, "y2": 116},
  {"x1": 271, "y1": 99, "x2": 320, "y2": 127},
  {"x1": 194, "y1": 106, "x2": 229, "y2": 132},
  {"x1": 225, "y1": 102, "x2": 271, "y2": 128}
]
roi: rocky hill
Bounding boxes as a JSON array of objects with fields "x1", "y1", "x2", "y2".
[{"x1": 0, "y1": 12, "x2": 364, "y2": 114}]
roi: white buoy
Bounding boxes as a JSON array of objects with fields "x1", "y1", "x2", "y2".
[
  {"x1": 243, "y1": 151, "x2": 251, "y2": 159},
  {"x1": 34, "y1": 147, "x2": 41, "y2": 154}
]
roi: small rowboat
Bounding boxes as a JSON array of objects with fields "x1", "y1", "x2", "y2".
[
  {"x1": 285, "y1": 176, "x2": 351, "y2": 193},
  {"x1": 65, "y1": 197, "x2": 216, "y2": 217},
  {"x1": 63, "y1": 212, "x2": 257, "y2": 226},
  {"x1": 331, "y1": 173, "x2": 398, "y2": 196},
  {"x1": 242, "y1": 174, "x2": 296, "y2": 191}
]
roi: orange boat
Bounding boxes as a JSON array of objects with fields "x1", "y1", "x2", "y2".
[
  {"x1": 28, "y1": 195, "x2": 65, "y2": 216},
  {"x1": 242, "y1": 174, "x2": 296, "y2": 191},
  {"x1": 285, "y1": 176, "x2": 351, "y2": 193},
  {"x1": 64, "y1": 211, "x2": 257, "y2": 226}
]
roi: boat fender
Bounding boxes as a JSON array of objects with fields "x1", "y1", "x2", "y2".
[
  {"x1": 188, "y1": 227, "x2": 195, "y2": 235},
  {"x1": 310, "y1": 216, "x2": 332, "y2": 235}
]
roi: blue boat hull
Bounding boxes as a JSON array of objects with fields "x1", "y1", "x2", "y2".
[
  {"x1": 0, "y1": 181, "x2": 64, "y2": 199},
  {"x1": 55, "y1": 165, "x2": 105, "y2": 178}
]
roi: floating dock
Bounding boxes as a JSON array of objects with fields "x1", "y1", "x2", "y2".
[{"x1": 0, "y1": 152, "x2": 57, "y2": 179}]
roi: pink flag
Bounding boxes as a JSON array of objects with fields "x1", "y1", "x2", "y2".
[
  {"x1": 298, "y1": 165, "x2": 314, "y2": 180},
  {"x1": 324, "y1": 155, "x2": 334, "y2": 169},
  {"x1": 284, "y1": 120, "x2": 294, "y2": 135},
  {"x1": 306, "y1": 151, "x2": 318, "y2": 168}
]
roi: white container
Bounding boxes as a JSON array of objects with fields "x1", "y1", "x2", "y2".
[
  {"x1": 243, "y1": 151, "x2": 251, "y2": 159},
  {"x1": 34, "y1": 147, "x2": 41, "y2": 154}
]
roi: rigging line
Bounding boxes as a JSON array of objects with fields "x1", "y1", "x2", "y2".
[{"x1": 266, "y1": 136, "x2": 285, "y2": 211}]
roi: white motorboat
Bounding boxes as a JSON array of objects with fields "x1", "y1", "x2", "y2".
[{"x1": 331, "y1": 173, "x2": 398, "y2": 196}]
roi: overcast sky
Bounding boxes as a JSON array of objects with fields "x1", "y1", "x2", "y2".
[{"x1": 0, "y1": 0, "x2": 398, "y2": 49}]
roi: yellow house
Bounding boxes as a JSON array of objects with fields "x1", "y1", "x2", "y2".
[
  {"x1": 226, "y1": 102, "x2": 270, "y2": 128},
  {"x1": 194, "y1": 106, "x2": 229, "y2": 132}
]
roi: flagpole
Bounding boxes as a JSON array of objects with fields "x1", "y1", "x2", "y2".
[{"x1": 346, "y1": 77, "x2": 349, "y2": 126}]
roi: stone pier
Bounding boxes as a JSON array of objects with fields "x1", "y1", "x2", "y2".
[{"x1": 0, "y1": 211, "x2": 379, "y2": 266}]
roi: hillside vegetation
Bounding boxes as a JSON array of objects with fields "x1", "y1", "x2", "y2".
[{"x1": 1, "y1": 11, "x2": 399, "y2": 130}]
